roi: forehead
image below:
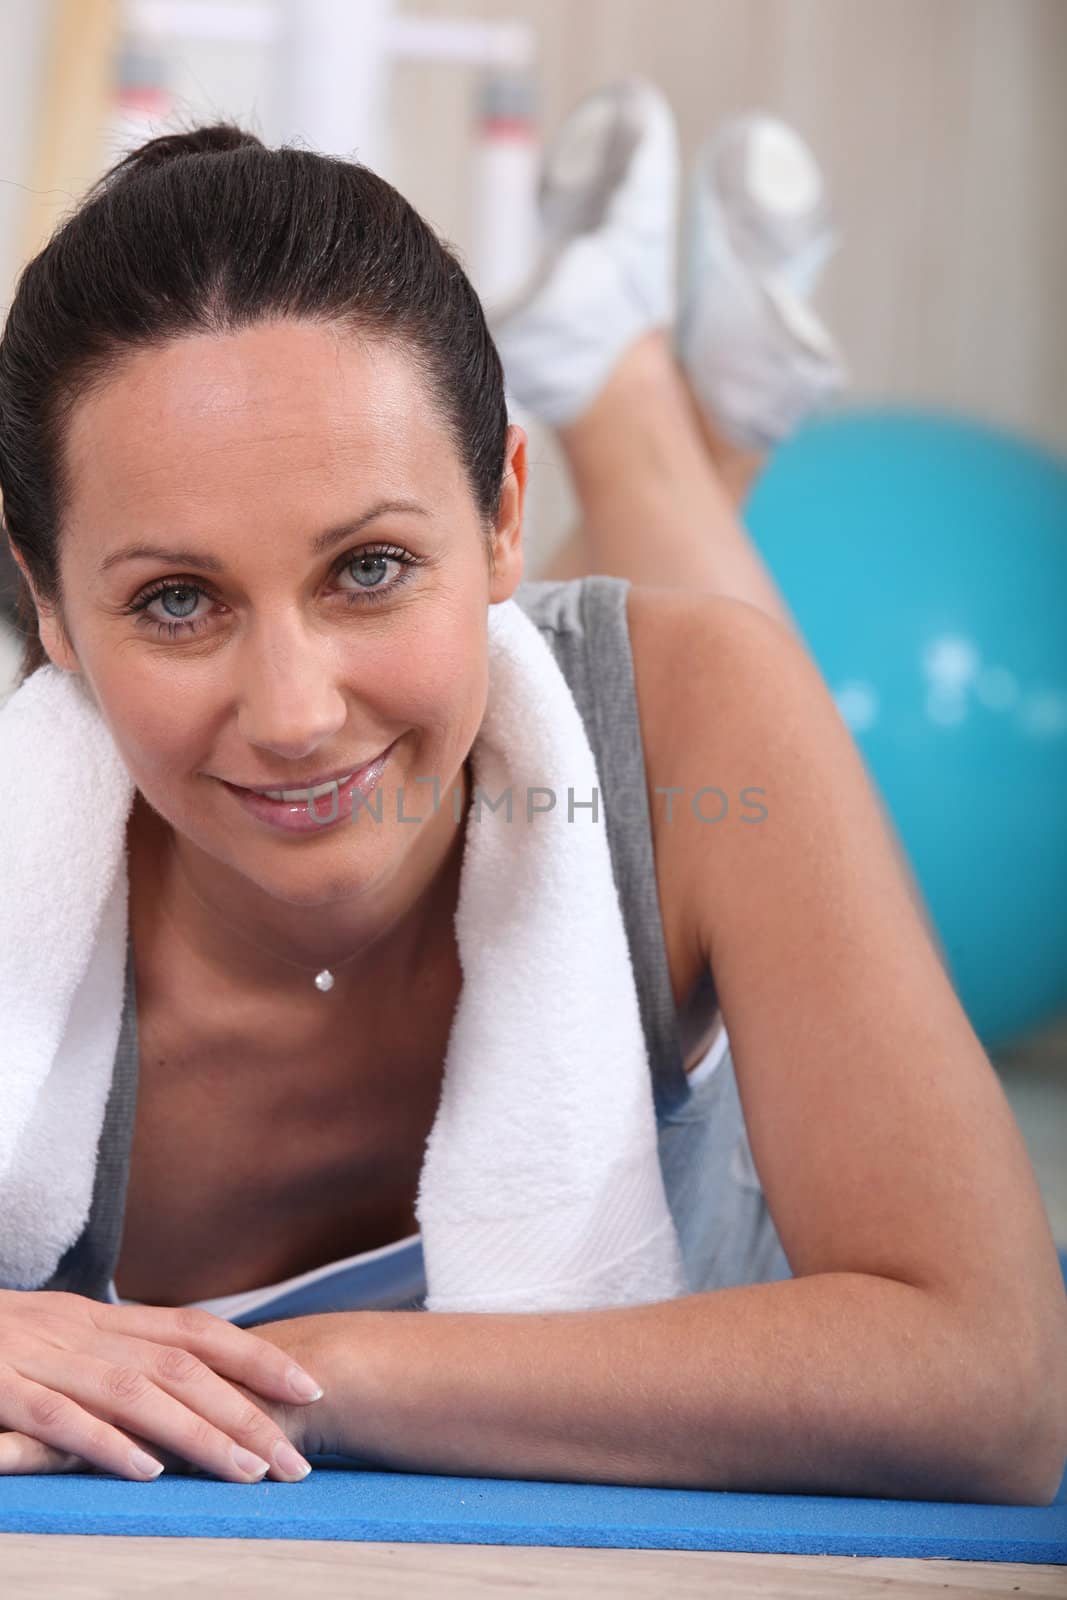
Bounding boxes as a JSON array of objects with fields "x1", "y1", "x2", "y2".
[{"x1": 63, "y1": 320, "x2": 462, "y2": 532}]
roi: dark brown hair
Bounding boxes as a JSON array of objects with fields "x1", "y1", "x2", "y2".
[{"x1": 0, "y1": 123, "x2": 509, "y2": 685}]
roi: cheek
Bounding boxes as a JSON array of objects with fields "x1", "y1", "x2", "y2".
[
  {"x1": 88, "y1": 665, "x2": 210, "y2": 793},
  {"x1": 90, "y1": 614, "x2": 488, "y2": 805},
  {"x1": 366, "y1": 624, "x2": 488, "y2": 762}
]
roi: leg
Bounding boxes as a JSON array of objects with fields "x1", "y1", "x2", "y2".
[
  {"x1": 538, "y1": 329, "x2": 801, "y2": 640},
  {"x1": 537, "y1": 333, "x2": 947, "y2": 967},
  {"x1": 540, "y1": 525, "x2": 591, "y2": 583},
  {"x1": 543, "y1": 355, "x2": 765, "y2": 584}
]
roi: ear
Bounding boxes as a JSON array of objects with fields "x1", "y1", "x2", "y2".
[
  {"x1": 487, "y1": 423, "x2": 527, "y2": 604},
  {"x1": 6, "y1": 542, "x2": 81, "y2": 675}
]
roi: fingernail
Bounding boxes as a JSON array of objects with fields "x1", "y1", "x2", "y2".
[
  {"x1": 286, "y1": 1364, "x2": 325, "y2": 1401},
  {"x1": 130, "y1": 1447, "x2": 164, "y2": 1479},
  {"x1": 231, "y1": 1445, "x2": 270, "y2": 1479},
  {"x1": 273, "y1": 1439, "x2": 312, "y2": 1480}
]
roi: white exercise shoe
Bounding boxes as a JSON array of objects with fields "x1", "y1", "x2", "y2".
[
  {"x1": 490, "y1": 77, "x2": 679, "y2": 429},
  {"x1": 676, "y1": 113, "x2": 847, "y2": 450}
]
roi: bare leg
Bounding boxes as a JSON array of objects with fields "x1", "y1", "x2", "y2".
[
  {"x1": 537, "y1": 330, "x2": 799, "y2": 637},
  {"x1": 539, "y1": 525, "x2": 591, "y2": 582},
  {"x1": 546, "y1": 379, "x2": 764, "y2": 582},
  {"x1": 681, "y1": 376, "x2": 767, "y2": 509},
  {"x1": 536, "y1": 330, "x2": 947, "y2": 966}
]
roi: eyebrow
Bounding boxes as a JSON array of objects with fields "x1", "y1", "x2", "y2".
[{"x1": 96, "y1": 498, "x2": 431, "y2": 576}]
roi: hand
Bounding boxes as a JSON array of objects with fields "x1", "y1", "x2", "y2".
[
  {"x1": 250, "y1": 1311, "x2": 398, "y2": 1472},
  {"x1": 0, "y1": 1290, "x2": 327, "y2": 1482},
  {"x1": 152, "y1": 1316, "x2": 349, "y2": 1474}
]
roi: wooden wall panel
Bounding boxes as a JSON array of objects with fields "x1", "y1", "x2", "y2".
[{"x1": 394, "y1": 0, "x2": 1067, "y2": 460}]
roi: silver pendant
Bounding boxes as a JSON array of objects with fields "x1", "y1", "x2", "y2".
[{"x1": 314, "y1": 968, "x2": 335, "y2": 993}]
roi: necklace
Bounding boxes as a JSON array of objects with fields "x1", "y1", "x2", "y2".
[
  {"x1": 138, "y1": 801, "x2": 348, "y2": 996},
  {"x1": 299, "y1": 754, "x2": 473, "y2": 995}
]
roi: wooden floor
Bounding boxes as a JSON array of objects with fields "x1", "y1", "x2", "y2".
[{"x1": 1, "y1": 1536, "x2": 1065, "y2": 1597}]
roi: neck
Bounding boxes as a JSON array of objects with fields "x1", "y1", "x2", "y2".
[{"x1": 127, "y1": 757, "x2": 472, "y2": 1004}]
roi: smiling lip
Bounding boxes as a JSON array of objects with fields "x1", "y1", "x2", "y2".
[
  {"x1": 218, "y1": 744, "x2": 395, "y2": 834},
  {"x1": 225, "y1": 753, "x2": 391, "y2": 793}
]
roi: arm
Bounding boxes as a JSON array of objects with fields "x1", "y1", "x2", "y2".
[
  {"x1": 257, "y1": 594, "x2": 1065, "y2": 1505},
  {"x1": 267, "y1": 1273, "x2": 1061, "y2": 1503},
  {"x1": 645, "y1": 592, "x2": 1067, "y2": 1500},
  {"x1": 678, "y1": 541, "x2": 949, "y2": 972}
]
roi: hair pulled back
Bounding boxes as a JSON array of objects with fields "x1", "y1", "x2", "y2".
[{"x1": 0, "y1": 123, "x2": 509, "y2": 685}]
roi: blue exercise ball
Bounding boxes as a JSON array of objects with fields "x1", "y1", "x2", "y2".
[{"x1": 744, "y1": 406, "x2": 1067, "y2": 1051}]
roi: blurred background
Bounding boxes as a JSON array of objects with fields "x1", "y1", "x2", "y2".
[{"x1": 0, "y1": 0, "x2": 1064, "y2": 1239}]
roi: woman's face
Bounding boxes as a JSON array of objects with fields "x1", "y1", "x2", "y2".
[{"x1": 34, "y1": 318, "x2": 526, "y2": 911}]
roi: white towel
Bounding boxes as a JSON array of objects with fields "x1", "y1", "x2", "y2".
[{"x1": 0, "y1": 595, "x2": 689, "y2": 1312}]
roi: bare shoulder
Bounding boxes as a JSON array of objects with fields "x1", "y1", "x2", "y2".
[
  {"x1": 624, "y1": 584, "x2": 772, "y2": 1011},
  {"x1": 625, "y1": 581, "x2": 896, "y2": 971}
]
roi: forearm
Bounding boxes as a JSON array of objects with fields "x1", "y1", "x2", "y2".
[{"x1": 304, "y1": 1273, "x2": 1052, "y2": 1504}]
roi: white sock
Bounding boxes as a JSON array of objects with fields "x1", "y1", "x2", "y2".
[
  {"x1": 490, "y1": 78, "x2": 678, "y2": 430},
  {"x1": 677, "y1": 114, "x2": 847, "y2": 450}
]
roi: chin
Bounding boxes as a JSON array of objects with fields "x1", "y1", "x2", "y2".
[{"x1": 232, "y1": 826, "x2": 396, "y2": 905}]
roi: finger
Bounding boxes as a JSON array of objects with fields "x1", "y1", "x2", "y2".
[
  {"x1": 88, "y1": 1301, "x2": 325, "y2": 1405},
  {"x1": 0, "y1": 1367, "x2": 166, "y2": 1481},
  {"x1": 120, "y1": 1340, "x2": 312, "y2": 1482},
  {"x1": 124, "y1": 1427, "x2": 199, "y2": 1476},
  {"x1": 0, "y1": 1430, "x2": 89, "y2": 1476},
  {"x1": 17, "y1": 1347, "x2": 309, "y2": 1484}
]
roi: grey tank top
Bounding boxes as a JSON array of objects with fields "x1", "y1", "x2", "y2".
[{"x1": 38, "y1": 575, "x2": 790, "y2": 1319}]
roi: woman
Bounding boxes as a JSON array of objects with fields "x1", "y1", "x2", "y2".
[{"x1": 0, "y1": 102, "x2": 1063, "y2": 1505}]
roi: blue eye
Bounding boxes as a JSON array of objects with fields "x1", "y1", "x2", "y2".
[
  {"x1": 126, "y1": 543, "x2": 421, "y2": 639},
  {"x1": 128, "y1": 582, "x2": 212, "y2": 638},
  {"x1": 337, "y1": 548, "x2": 408, "y2": 600}
]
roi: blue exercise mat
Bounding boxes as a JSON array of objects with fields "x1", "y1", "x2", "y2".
[{"x1": 2, "y1": 1251, "x2": 1064, "y2": 1560}]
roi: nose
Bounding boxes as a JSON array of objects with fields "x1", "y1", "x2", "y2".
[{"x1": 235, "y1": 613, "x2": 347, "y2": 759}]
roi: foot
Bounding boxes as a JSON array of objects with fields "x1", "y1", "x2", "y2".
[
  {"x1": 676, "y1": 113, "x2": 848, "y2": 451},
  {"x1": 490, "y1": 76, "x2": 679, "y2": 430}
]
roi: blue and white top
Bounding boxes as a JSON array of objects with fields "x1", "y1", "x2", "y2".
[
  {"x1": 103, "y1": 1024, "x2": 733, "y2": 1327},
  {"x1": 105, "y1": 1230, "x2": 428, "y2": 1326}
]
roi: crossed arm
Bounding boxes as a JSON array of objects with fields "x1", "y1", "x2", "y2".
[{"x1": 252, "y1": 596, "x2": 1067, "y2": 1506}]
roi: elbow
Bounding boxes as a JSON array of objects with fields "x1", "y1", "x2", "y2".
[
  {"x1": 931, "y1": 1289, "x2": 1067, "y2": 1506},
  {"x1": 954, "y1": 1391, "x2": 1066, "y2": 1507},
  {"x1": 990, "y1": 1330, "x2": 1067, "y2": 1507},
  {"x1": 935, "y1": 1251, "x2": 1067, "y2": 1506},
  {"x1": 995, "y1": 1420, "x2": 1067, "y2": 1508},
  {"x1": 1015, "y1": 1373, "x2": 1067, "y2": 1507}
]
